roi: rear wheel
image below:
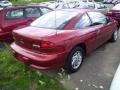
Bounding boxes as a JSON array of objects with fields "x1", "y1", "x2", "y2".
[
  {"x1": 110, "y1": 29, "x2": 119, "y2": 42},
  {"x1": 65, "y1": 47, "x2": 84, "y2": 73}
]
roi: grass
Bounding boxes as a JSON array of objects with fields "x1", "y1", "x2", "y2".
[
  {"x1": 11, "y1": 0, "x2": 102, "y2": 4},
  {"x1": 0, "y1": 43, "x2": 66, "y2": 90},
  {"x1": 11, "y1": 0, "x2": 48, "y2": 4}
]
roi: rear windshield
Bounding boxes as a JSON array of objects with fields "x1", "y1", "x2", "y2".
[
  {"x1": 31, "y1": 11, "x2": 78, "y2": 29},
  {"x1": 113, "y1": 4, "x2": 120, "y2": 10}
]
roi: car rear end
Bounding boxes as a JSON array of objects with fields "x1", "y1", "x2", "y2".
[
  {"x1": 0, "y1": 8, "x2": 6, "y2": 40},
  {"x1": 11, "y1": 27, "x2": 67, "y2": 69},
  {"x1": 107, "y1": 10, "x2": 120, "y2": 25},
  {"x1": 107, "y1": 4, "x2": 120, "y2": 25},
  {"x1": 0, "y1": 8, "x2": 12, "y2": 41}
]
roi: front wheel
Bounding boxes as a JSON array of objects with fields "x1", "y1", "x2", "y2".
[
  {"x1": 65, "y1": 47, "x2": 84, "y2": 73},
  {"x1": 110, "y1": 29, "x2": 119, "y2": 42}
]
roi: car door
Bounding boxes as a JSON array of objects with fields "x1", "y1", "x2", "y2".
[
  {"x1": 3, "y1": 8, "x2": 28, "y2": 33},
  {"x1": 88, "y1": 12, "x2": 114, "y2": 48},
  {"x1": 25, "y1": 7, "x2": 42, "y2": 25},
  {"x1": 73, "y1": 13, "x2": 99, "y2": 53}
]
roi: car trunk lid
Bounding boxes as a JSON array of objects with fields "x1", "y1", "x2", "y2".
[
  {"x1": 108, "y1": 10, "x2": 120, "y2": 18},
  {"x1": 13, "y1": 26, "x2": 57, "y2": 53}
]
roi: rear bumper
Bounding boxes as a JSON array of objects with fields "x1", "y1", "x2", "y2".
[{"x1": 11, "y1": 43, "x2": 67, "y2": 69}]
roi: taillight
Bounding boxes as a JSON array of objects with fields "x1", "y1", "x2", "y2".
[
  {"x1": 41, "y1": 41, "x2": 54, "y2": 48},
  {"x1": 32, "y1": 41, "x2": 54, "y2": 49},
  {"x1": 106, "y1": 12, "x2": 113, "y2": 17}
]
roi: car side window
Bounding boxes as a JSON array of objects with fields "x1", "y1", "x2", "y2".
[
  {"x1": 6, "y1": 9, "x2": 24, "y2": 19},
  {"x1": 88, "y1": 12, "x2": 107, "y2": 25},
  {"x1": 96, "y1": 3, "x2": 101, "y2": 9},
  {"x1": 88, "y1": 3, "x2": 95, "y2": 9},
  {"x1": 74, "y1": 14, "x2": 91, "y2": 29},
  {"x1": 25, "y1": 8, "x2": 41, "y2": 17},
  {"x1": 101, "y1": 4, "x2": 106, "y2": 8},
  {"x1": 40, "y1": 7, "x2": 52, "y2": 14}
]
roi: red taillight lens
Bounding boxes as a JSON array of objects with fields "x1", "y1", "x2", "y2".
[
  {"x1": 41, "y1": 41, "x2": 54, "y2": 48},
  {"x1": 32, "y1": 41, "x2": 54, "y2": 49},
  {"x1": 106, "y1": 12, "x2": 113, "y2": 17}
]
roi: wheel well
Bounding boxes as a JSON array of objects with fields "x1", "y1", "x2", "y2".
[{"x1": 76, "y1": 43, "x2": 86, "y2": 56}]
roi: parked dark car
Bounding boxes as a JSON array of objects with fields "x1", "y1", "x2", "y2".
[
  {"x1": 11, "y1": 9, "x2": 119, "y2": 73},
  {"x1": 0, "y1": 5, "x2": 53, "y2": 40},
  {"x1": 107, "y1": 4, "x2": 120, "y2": 25}
]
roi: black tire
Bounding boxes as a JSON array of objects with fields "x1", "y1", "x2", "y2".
[
  {"x1": 110, "y1": 29, "x2": 119, "y2": 42},
  {"x1": 65, "y1": 47, "x2": 84, "y2": 73}
]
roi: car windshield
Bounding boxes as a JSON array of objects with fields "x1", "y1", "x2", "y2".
[
  {"x1": 31, "y1": 11, "x2": 78, "y2": 29},
  {"x1": 113, "y1": 4, "x2": 120, "y2": 10}
]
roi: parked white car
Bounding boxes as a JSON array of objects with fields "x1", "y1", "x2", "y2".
[
  {"x1": 48, "y1": 2, "x2": 70, "y2": 10},
  {"x1": 40, "y1": 1, "x2": 56, "y2": 6},
  {"x1": 112, "y1": 0, "x2": 120, "y2": 4},
  {"x1": 0, "y1": 0, "x2": 12, "y2": 7},
  {"x1": 110, "y1": 64, "x2": 120, "y2": 90},
  {"x1": 77, "y1": 2, "x2": 109, "y2": 14},
  {"x1": 48, "y1": 1, "x2": 79, "y2": 10}
]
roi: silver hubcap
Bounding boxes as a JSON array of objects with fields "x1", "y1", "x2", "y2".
[
  {"x1": 71, "y1": 51, "x2": 82, "y2": 69},
  {"x1": 114, "y1": 30, "x2": 118, "y2": 41}
]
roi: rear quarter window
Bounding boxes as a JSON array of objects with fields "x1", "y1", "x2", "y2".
[
  {"x1": 88, "y1": 12, "x2": 107, "y2": 25},
  {"x1": 74, "y1": 13, "x2": 91, "y2": 29}
]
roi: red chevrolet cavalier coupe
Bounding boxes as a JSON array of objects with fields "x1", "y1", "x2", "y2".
[
  {"x1": 11, "y1": 9, "x2": 119, "y2": 73},
  {"x1": 107, "y1": 4, "x2": 120, "y2": 25}
]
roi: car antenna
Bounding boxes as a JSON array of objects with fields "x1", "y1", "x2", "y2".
[{"x1": 55, "y1": 0, "x2": 57, "y2": 34}]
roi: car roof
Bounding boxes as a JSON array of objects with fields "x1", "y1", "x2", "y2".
[{"x1": 2, "y1": 4, "x2": 49, "y2": 10}]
